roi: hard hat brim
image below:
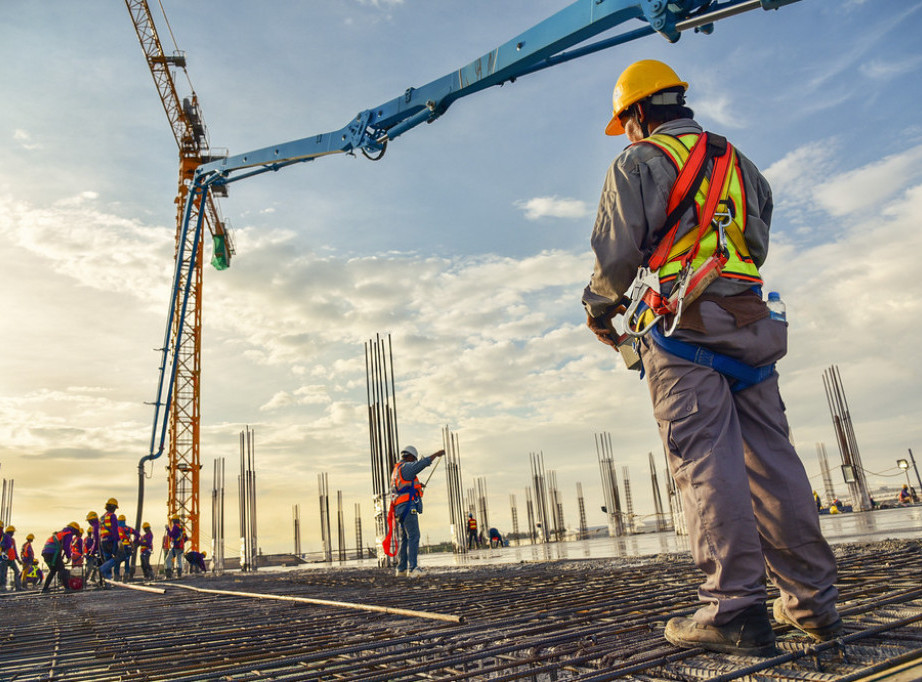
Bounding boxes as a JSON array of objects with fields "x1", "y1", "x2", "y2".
[{"x1": 605, "y1": 114, "x2": 625, "y2": 136}]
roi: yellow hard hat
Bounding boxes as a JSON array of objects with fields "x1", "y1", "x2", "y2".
[
  {"x1": 4, "y1": 525, "x2": 14, "y2": 533},
  {"x1": 605, "y1": 60, "x2": 688, "y2": 136},
  {"x1": 87, "y1": 511, "x2": 98, "y2": 521},
  {"x1": 202, "y1": 550, "x2": 208, "y2": 558},
  {"x1": 67, "y1": 521, "x2": 81, "y2": 532},
  {"x1": 118, "y1": 515, "x2": 126, "y2": 522},
  {"x1": 142, "y1": 522, "x2": 151, "y2": 529},
  {"x1": 171, "y1": 514, "x2": 181, "y2": 521},
  {"x1": 27, "y1": 533, "x2": 34, "y2": 541},
  {"x1": 106, "y1": 497, "x2": 119, "y2": 507}
]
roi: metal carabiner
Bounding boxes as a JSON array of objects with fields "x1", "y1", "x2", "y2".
[{"x1": 712, "y1": 209, "x2": 732, "y2": 258}]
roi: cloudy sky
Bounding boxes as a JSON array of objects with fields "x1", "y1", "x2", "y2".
[{"x1": 1, "y1": 0, "x2": 921, "y2": 556}]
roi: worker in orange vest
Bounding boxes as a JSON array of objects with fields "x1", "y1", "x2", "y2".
[
  {"x1": 389, "y1": 445, "x2": 444, "y2": 577},
  {"x1": 466, "y1": 514, "x2": 480, "y2": 549},
  {"x1": 1, "y1": 525, "x2": 23, "y2": 592},
  {"x1": 19, "y1": 533, "x2": 36, "y2": 587},
  {"x1": 41, "y1": 523, "x2": 80, "y2": 593}
]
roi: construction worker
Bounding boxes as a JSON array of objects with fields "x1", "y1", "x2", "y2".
[
  {"x1": 898, "y1": 484, "x2": 913, "y2": 504},
  {"x1": 116, "y1": 515, "x2": 137, "y2": 580},
  {"x1": 22, "y1": 560, "x2": 43, "y2": 589},
  {"x1": 583, "y1": 60, "x2": 841, "y2": 656},
  {"x1": 390, "y1": 445, "x2": 445, "y2": 577},
  {"x1": 98, "y1": 498, "x2": 123, "y2": 583},
  {"x1": 138, "y1": 522, "x2": 154, "y2": 580},
  {"x1": 41, "y1": 522, "x2": 80, "y2": 593},
  {"x1": 465, "y1": 513, "x2": 480, "y2": 549},
  {"x1": 85, "y1": 511, "x2": 101, "y2": 585},
  {"x1": 165, "y1": 515, "x2": 187, "y2": 579},
  {"x1": 20, "y1": 533, "x2": 35, "y2": 587},
  {"x1": 184, "y1": 549, "x2": 207, "y2": 574},
  {"x1": 488, "y1": 527, "x2": 504, "y2": 549},
  {"x1": 1, "y1": 525, "x2": 23, "y2": 591}
]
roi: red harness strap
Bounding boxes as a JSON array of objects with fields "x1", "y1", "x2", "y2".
[{"x1": 642, "y1": 134, "x2": 735, "y2": 317}]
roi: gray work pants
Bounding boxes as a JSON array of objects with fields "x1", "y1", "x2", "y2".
[{"x1": 641, "y1": 301, "x2": 839, "y2": 629}]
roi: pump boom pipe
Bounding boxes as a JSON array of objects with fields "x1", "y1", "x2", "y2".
[{"x1": 145, "y1": 0, "x2": 803, "y2": 526}]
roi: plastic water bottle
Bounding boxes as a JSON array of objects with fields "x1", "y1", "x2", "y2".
[{"x1": 767, "y1": 291, "x2": 786, "y2": 321}]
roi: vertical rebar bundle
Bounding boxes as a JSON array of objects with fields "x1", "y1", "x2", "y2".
[
  {"x1": 525, "y1": 487, "x2": 537, "y2": 544},
  {"x1": 649, "y1": 452, "x2": 669, "y2": 532},
  {"x1": 0, "y1": 469, "x2": 12, "y2": 526},
  {"x1": 510, "y1": 494, "x2": 520, "y2": 546},
  {"x1": 662, "y1": 448, "x2": 687, "y2": 536},
  {"x1": 442, "y1": 426, "x2": 467, "y2": 554},
  {"x1": 211, "y1": 457, "x2": 225, "y2": 574},
  {"x1": 816, "y1": 442, "x2": 837, "y2": 505},
  {"x1": 622, "y1": 466, "x2": 635, "y2": 534},
  {"x1": 475, "y1": 476, "x2": 490, "y2": 538},
  {"x1": 576, "y1": 482, "x2": 588, "y2": 540},
  {"x1": 238, "y1": 427, "x2": 257, "y2": 571},
  {"x1": 354, "y1": 503, "x2": 363, "y2": 559},
  {"x1": 336, "y1": 490, "x2": 346, "y2": 562},
  {"x1": 596, "y1": 432, "x2": 624, "y2": 537},
  {"x1": 365, "y1": 333, "x2": 400, "y2": 563},
  {"x1": 547, "y1": 470, "x2": 565, "y2": 541},
  {"x1": 318, "y1": 472, "x2": 332, "y2": 563},
  {"x1": 529, "y1": 452, "x2": 551, "y2": 543},
  {"x1": 823, "y1": 365, "x2": 872, "y2": 511},
  {"x1": 292, "y1": 504, "x2": 301, "y2": 557}
]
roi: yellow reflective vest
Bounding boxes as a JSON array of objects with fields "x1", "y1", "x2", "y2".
[{"x1": 641, "y1": 132, "x2": 762, "y2": 287}]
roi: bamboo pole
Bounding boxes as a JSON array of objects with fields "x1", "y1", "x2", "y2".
[
  {"x1": 167, "y1": 582, "x2": 464, "y2": 623},
  {"x1": 103, "y1": 579, "x2": 166, "y2": 594}
]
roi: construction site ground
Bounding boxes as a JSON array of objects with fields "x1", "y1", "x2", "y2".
[{"x1": 3, "y1": 538, "x2": 922, "y2": 681}]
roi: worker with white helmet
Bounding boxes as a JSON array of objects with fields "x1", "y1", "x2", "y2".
[
  {"x1": 583, "y1": 60, "x2": 841, "y2": 655},
  {"x1": 389, "y1": 445, "x2": 444, "y2": 577}
]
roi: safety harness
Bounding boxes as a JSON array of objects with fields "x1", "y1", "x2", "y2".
[
  {"x1": 383, "y1": 461, "x2": 424, "y2": 557},
  {"x1": 619, "y1": 131, "x2": 775, "y2": 390}
]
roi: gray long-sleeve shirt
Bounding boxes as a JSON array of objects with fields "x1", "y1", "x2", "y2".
[{"x1": 583, "y1": 119, "x2": 773, "y2": 318}]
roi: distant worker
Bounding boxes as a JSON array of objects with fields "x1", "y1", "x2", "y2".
[
  {"x1": 898, "y1": 484, "x2": 912, "y2": 505},
  {"x1": 22, "y1": 560, "x2": 44, "y2": 589},
  {"x1": 20, "y1": 533, "x2": 35, "y2": 588},
  {"x1": 41, "y1": 522, "x2": 80, "y2": 593},
  {"x1": 85, "y1": 511, "x2": 101, "y2": 586},
  {"x1": 813, "y1": 491, "x2": 821, "y2": 511},
  {"x1": 1, "y1": 525, "x2": 23, "y2": 592},
  {"x1": 116, "y1": 515, "x2": 136, "y2": 580},
  {"x1": 390, "y1": 445, "x2": 445, "y2": 577},
  {"x1": 98, "y1": 498, "x2": 123, "y2": 583},
  {"x1": 165, "y1": 515, "x2": 188, "y2": 579},
  {"x1": 488, "y1": 527, "x2": 504, "y2": 549},
  {"x1": 184, "y1": 549, "x2": 207, "y2": 574},
  {"x1": 138, "y1": 522, "x2": 154, "y2": 580},
  {"x1": 583, "y1": 60, "x2": 841, "y2": 655},
  {"x1": 466, "y1": 513, "x2": 480, "y2": 549}
]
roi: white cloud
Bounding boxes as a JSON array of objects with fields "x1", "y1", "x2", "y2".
[
  {"x1": 860, "y1": 56, "x2": 922, "y2": 81},
  {"x1": 514, "y1": 196, "x2": 590, "y2": 221},
  {"x1": 13, "y1": 129, "x2": 41, "y2": 150}
]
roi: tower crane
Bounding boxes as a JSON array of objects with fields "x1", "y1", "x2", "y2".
[{"x1": 125, "y1": 0, "x2": 234, "y2": 551}]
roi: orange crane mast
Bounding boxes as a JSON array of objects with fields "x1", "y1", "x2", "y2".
[{"x1": 125, "y1": 0, "x2": 233, "y2": 550}]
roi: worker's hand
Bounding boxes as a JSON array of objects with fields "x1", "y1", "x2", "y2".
[
  {"x1": 431, "y1": 449, "x2": 446, "y2": 458},
  {"x1": 586, "y1": 310, "x2": 619, "y2": 348}
]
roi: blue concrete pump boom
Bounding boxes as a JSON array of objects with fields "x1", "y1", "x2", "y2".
[{"x1": 138, "y1": 0, "x2": 801, "y2": 527}]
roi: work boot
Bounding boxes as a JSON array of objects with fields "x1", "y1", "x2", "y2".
[
  {"x1": 394, "y1": 568, "x2": 407, "y2": 577},
  {"x1": 407, "y1": 567, "x2": 425, "y2": 578},
  {"x1": 664, "y1": 603, "x2": 777, "y2": 657},
  {"x1": 772, "y1": 599, "x2": 843, "y2": 642}
]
